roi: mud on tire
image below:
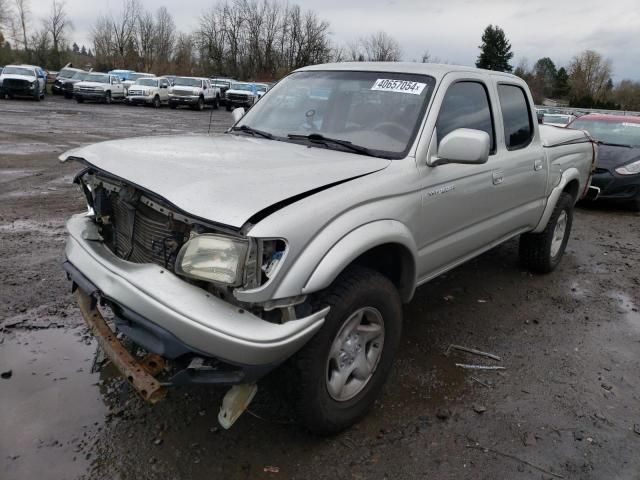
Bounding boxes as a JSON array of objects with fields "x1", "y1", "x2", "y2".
[
  {"x1": 519, "y1": 192, "x2": 574, "y2": 273},
  {"x1": 290, "y1": 266, "x2": 402, "y2": 435}
]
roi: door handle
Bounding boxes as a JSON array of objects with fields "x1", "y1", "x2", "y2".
[
  {"x1": 534, "y1": 159, "x2": 544, "y2": 171},
  {"x1": 492, "y1": 170, "x2": 504, "y2": 185}
]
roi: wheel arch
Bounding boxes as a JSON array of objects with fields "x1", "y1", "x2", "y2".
[
  {"x1": 302, "y1": 221, "x2": 418, "y2": 303},
  {"x1": 532, "y1": 168, "x2": 581, "y2": 233}
]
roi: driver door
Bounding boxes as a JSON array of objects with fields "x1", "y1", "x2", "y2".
[{"x1": 415, "y1": 74, "x2": 500, "y2": 279}]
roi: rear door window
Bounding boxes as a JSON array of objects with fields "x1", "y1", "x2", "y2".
[
  {"x1": 435, "y1": 81, "x2": 495, "y2": 153},
  {"x1": 498, "y1": 84, "x2": 534, "y2": 150}
]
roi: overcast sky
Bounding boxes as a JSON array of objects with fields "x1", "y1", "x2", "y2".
[{"x1": 27, "y1": 0, "x2": 640, "y2": 80}]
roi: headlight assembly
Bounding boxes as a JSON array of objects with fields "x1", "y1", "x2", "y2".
[
  {"x1": 175, "y1": 234, "x2": 249, "y2": 286},
  {"x1": 615, "y1": 160, "x2": 640, "y2": 175}
]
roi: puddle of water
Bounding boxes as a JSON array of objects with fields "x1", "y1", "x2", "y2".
[
  {"x1": 0, "y1": 327, "x2": 107, "y2": 480},
  {"x1": 609, "y1": 291, "x2": 640, "y2": 330}
]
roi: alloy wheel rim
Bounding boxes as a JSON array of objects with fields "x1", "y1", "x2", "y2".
[
  {"x1": 550, "y1": 210, "x2": 568, "y2": 258},
  {"x1": 325, "y1": 307, "x2": 385, "y2": 402}
]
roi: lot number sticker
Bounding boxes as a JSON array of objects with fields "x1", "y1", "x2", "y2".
[{"x1": 371, "y1": 79, "x2": 427, "y2": 95}]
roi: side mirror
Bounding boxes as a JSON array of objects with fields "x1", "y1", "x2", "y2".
[
  {"x1": 429, "y1": 128, "x2": 490, "y2": 167},
  {"x1": 231, "y1": 108, "x2": 245, "y2": 123}
]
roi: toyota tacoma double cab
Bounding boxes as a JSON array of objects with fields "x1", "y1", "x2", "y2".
[
  {"x1": 168, "y1": 76, "x2": 220, "y2": 110},
  {"x1": 61, "y1": 63, "x2": 596, "y2": 434}
]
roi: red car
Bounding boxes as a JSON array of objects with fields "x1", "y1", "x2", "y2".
[{"x1": 568, "y1": 113, "x2": 640, "y2": 210}]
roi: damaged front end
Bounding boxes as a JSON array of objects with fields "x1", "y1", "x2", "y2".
[{"x1": 63, "y1": 164, "x2": 329, "y2": 425}]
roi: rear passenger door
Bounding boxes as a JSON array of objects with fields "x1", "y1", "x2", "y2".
[{"x1": 488, "y1": 81, "x2": 548, "y2": 235}]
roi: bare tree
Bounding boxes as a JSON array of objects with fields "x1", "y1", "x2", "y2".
[
  {"x1": 361, "y1": 31, "x2": 401, "y2": 62},
  {"x1": 0, "y1": 0, "x2": 12, "y2": 34},
  {"x1": 13, "y1": 0, "x2": 30, "y2": 53},
  {"x1": 136, "y1": 9, "x2": 154, "y2": 71},
  {"x1": 568, "y1": 50, "x2": 612, "y2": 103},
  {"x1": 111, "y1": 0, "x2": 140, "y2": 67},
  {"x1": 43, "y1": 0, "x2": 72, "y2": 68},
  {"x1": 153, "y1": 6, "x2": 175, "y2": 73},
  {"x1": 91, "y1": 14, "x2": 115, "y2": 69},
  {"x1": 30, "y1": 24, "x2": 50, "y2": 66}
]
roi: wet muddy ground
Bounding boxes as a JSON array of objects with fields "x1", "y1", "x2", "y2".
[{"x1": 1, "y1": 96, "x2": 639, "y2": 479}]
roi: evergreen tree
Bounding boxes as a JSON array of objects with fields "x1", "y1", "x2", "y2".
[
  {"x1": 553, "y1": 67, "x2": 570, "y2": 98},
  {"x1": 476, "y1": 25, "x2": 513, "y2": 72},
  {"x1": 72, "y1": 42, "x2": 79, "y2": 53},
  {"x1": 80, "y1": 45, "x2": 86, "y2": 55}
]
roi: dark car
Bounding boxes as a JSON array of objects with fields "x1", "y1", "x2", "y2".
[
  {"x1": 60, "y1": 70, "x2": 89, "y2": 98},
  {"x1": 569, "y1": 114, "x2": 640, "y2": 210},
  {"x1": 52, "y1": 67, "x2": 83, "y2": 95}
]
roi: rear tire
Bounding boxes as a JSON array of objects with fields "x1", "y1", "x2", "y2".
[
  {"x1": 519, "y1": 192, "x2": 574, "y2": 273},
  {"x1": 169, "y1": 103, "x2": 177, "y2": 109},
  {"x1": 76, "y1": 97, "x2": 84, "y2": 103},
  {"x1": 291, "y1": 266, "x2": 402, "y2": 435}
]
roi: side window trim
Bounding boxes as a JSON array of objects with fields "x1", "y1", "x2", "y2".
[
  {"x1": 435, "y1": 80, "x2": 497, "y2": 155},
  {"x1": 497, "y1": 82, "x2": 534, "y2": 151}
]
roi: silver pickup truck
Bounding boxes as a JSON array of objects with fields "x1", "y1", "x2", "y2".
[{"x1": 61, "y1": 63, "x2": 596, "y2": 434}]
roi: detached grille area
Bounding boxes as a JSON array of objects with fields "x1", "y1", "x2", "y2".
[
  {"x1": 95, "y1": 186, "x2": 190, "y2": 271},
  {"x1": 227, "y1": 93, "x2": 248, "y2": 102},
  {"x1": 3, "y1": 78, "x2": 30, "y2": 89}
]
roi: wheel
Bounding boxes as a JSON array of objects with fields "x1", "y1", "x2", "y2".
[
  {"x1": 104, "y1": 91, "x2": 112, "y2": 104},
  {"x1": 196, "y1": 97, "x2": 205, "y2": 111},
  {"x1": 153, "y1": 95, "x2": 161, "y2": 108},
  {"x1": 76, "y1": 97, "x2": 84, "y2": 103},
  {"x1": 213, "y1": 96, "x2": 219, "y2": 109},
  {"x1": 519, "y1": 192, "x2": 574, "y2": 273},
  {"x1": 169, "y1": 103, "x2": 177, "y2": 109},
  {"x1": 226, "y1": 104, "x2": 232, "y2": 112},
  {"x1": 33, "y1": 85, "x2": 40, "y2": 101},
  {"x1": 291, "y1": 266, "x2": 402, "y2": 435}
]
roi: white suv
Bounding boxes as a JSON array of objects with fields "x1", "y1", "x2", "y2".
[
  {"x1": 74, "y1": 72, "x2": 125, "y2": 104},
  {"x1": 126, "y1": 77, "x2": 171, "y2": 108},
  {"x1": 0, "y1": 64, "x2": 47, "y2": 100},
  {"x1": 168, "y1": 77, "x2": 220, "y2": 111}
]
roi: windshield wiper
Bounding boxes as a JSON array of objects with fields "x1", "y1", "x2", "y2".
[
  {"x1": 231, "y1": 125, "x2": 274, "y2": 139},
  {"x1": 596, "y1": 140, "x2": 633, "y2": 148},
  {"x1": 287, "y1": 133, "x2": 374, "y2": 156}
]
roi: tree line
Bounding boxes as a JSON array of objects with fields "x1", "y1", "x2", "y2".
[
  {"x1": 476, "y1": 25, "x2": 640, "y2": 110},
  {"x1": 1, "y1": 3, "x2": 640, "y2": 110}
]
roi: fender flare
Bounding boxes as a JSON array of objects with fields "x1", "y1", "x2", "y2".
[
  {"x1": 532, "y1": 168, "x2": 581, "y2": 233},
  {"x1": 301, "y1": 220, "x2": 418, "y2": 302}
]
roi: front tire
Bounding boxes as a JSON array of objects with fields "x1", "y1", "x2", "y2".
[
  {"x1": 153, "y1": 95, "x2": 161, "y2": 108},
  {"x1": 104, "y1": 91, "x2": 112, "y2": 104},
  {"x1": 213, "y1": 96, "x2": 219, "y2": 109},
  {"x1": 292, "y1": 266, "x2": 402, "y2": 435},
  {"x1": 519, "y1": 192, "x2": 574, "y2": 273}
]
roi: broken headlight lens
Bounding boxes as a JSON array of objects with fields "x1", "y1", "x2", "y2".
[{"x1": 175, "y1": 234, "x2": 249, "y2": 286}]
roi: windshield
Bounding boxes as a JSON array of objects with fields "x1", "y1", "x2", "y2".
[
  {"x1": 212, "y1": 81, "x2": 230, "y2": 88},
  {"x1": 174, "y1": 77, "x2": 202, "y2": 87},
  {"x1": 235, "y1": 70, "x2": 436, "y2": 158},
  {"x1": 2, "y1": 66, "x2": 35, "y2": 76},
  {"x1": 58, "y1": 68, "x2": 77, "y2": 78},
  {"x1": 72, "y1": 71, "x2": 87, "y2": 80},
  {"x1": 255, "y1": 84, "x2": 268, "y2": 92},
  {"x1": 86, "y1": 74, "x2": 110, "y2": 84},
  {"x1": 231, "y1": 83, "x2": 254, "y2": 91},
  {"x1": 137, "y1": 78, "x2": 158, "y2": 87},
  {"x1": 570, "y1": 118, "x2": 640, "y2": 147},
  {"x1": 129, "y1": 73, "x2": 153, "y2": 81},
  {"x1": 543, "y1": 114, "x2": 572, "y2": 125}
]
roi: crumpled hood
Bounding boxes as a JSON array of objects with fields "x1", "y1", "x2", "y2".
[
  {"x1": 1, "y1": 74, "x2": 36, "y2": 82},
  {"x1": 60, "y1": 134, "x2": 390, "y2": 228},
  {"x1": 597, "y1": 144, "x2": 640, "y2": 170}
]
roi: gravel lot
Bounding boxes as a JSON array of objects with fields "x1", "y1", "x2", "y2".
[{"x1": 1, "y1": 95, "x2": 639, "y2": 480}]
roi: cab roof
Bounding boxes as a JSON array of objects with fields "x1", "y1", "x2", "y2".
[{"x1": 297, "y1": 62, "x2": 522, "y2": 81}]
